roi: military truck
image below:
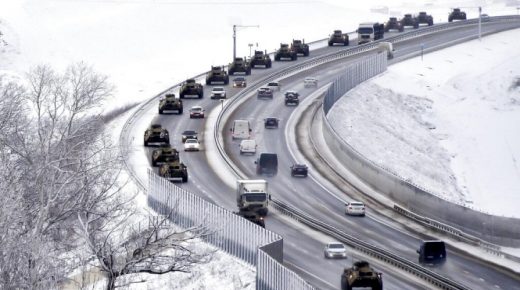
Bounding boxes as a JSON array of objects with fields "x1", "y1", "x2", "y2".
[
  {"x1": 417, "y1": 11, "x2": 434, "y2": 26},
  {"x1": 143, "y1": 124, "x2": 170, "y2": 147},
  {"x1": 228, "y1": 57, "x2": 251, "y2": 75},
  {"x1": 274, "y1": 43, "x2": 297, "y2": 61},
  {"x1": 151, "y1": 145, "x2": 179, "y2": 167},
  {"x1": 291, "y1": 39, "x2": 309, "y2": 56},
  {"x1": 385, "y1": 17, "x2": 403, "y2": 32},
  {"x1": 179, "y1": 79, "x2": 203, "y2": 99},
  {"x1": 284, "y1": 90, "x2": 300, "y2": 106},
  {"x1": 401, "y1": 14, "x2": 419, "y2": 29},
  {"x1": 357, "y1": 22, "x2": 385, "y2": 44},
  {"x1": 341, "y1": 261, "x2": 383, "y2": 290},
  {"x1": 205, "y1": 66, "x2": 229, "y2": 85},
  {"x1": 158, "y1": 94, "x2": 183, "y2": 114},
  {"x1": 159, "y1": 158, "x2": 188, "y2": 182},
  {"x1": 236, "y1": 180, "x2": 269, "y2": 216},
  {"x1": 449, "y1": 8, "x2": 467, "y2": 22},
  {"x1": 328, "y1": 30, "x2": 349, "y2": 46},
  {"x1": 250, "y1": 50, "x2": 272, "y2": 68},
  {"x1": 234, "y1": 210, "x2": 265, "y2": 228}
]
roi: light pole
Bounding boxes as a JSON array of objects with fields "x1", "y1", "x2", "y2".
[
  {"x1": 220, "y1": 99, "x2": 224, "y2": 111},
  {"x1": 478, "y1": 6, "x2": 482, "y2": 41},
  {"x1": 248, "y1": 43, "x2": 253, "y2": 58},
  {"x1": 233, "y1": 24, "x2": 259, "y2": 60}
]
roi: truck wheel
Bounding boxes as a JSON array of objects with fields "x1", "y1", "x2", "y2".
[
  {"x1": 267, "y1": 62, "x2": 272, "y2": 68},
  {"x1": 152, "y1": 159, "x2": 157, "y2": 167},
  {"x1": 178, "y1": 108, "x2": 183, "y2": 114},
  {"x1": 328, "y1": 41, "x2": 333, "y2": 46},
  {"x1": 144, "y1": 140, "x2": 148, "y2": 147},
  {"x1": 275, "y1": 55, "x2": 281, "y2": 61},
  {"x1": 182, "y1": 175, "x2": 188, "y2": 182},
  {"x1": 158, "y1": 109, "x2": 163, "y2": 114}
]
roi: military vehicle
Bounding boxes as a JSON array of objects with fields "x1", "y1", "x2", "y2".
[
  {"x1": 328, "y1": 30, "x2": 349, "y2": 46},
  {"x1": 234, "y1": 210, "x2": 265, "y2": 228},
  {"x1": 250, "y1": 50, "x2": 272, "y2": 68},
  {"x1": 158, "y1": 94, "x2": 183, "y2": 114},
  {"x1": 385, "y1": 17, "x2": 403, "y2": 32},
  {"x1": 291, "y1": 39, "x2": 309, "y2": 56},
  {"x1": 159, "y1": 158, "x2": 188, "y2": 182},
  {"x1": 151, "y1": 145, "x2": 179, "y2": 167},
  {"x1": 417, "y1": 11, "x2": 434, "y2": 26},
  {"x1": 205, "y1": 66, "x2": 229, "y2": 85},
  {"x1": 228, "y1": 57, "x2": 251, "y2": 75},
  {"x1": 144, "y1": 124, "x2": 170, "y2": 147},
  {"x1": 401, "y1": 14, "x2": 419, "y2": 29},
  {"x1": 179, "y1": 79, "x2": 203, "y2": 99},
  {"x1": 284, "y1": 91, "x2": 299, "y2": 106},
  {"x1": 274, "y1": 43, "x2": 297, "y2": 61},
  {"x1": 341, "y1": 261, "x2": 383, "y2": 290},
  {"x1": 449, "y1": 8, "x2": 467, "y2": 22}
]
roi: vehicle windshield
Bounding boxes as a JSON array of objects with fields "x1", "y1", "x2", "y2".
[
  {"x1": 329, "y1": 243, "x2": 344, "y2": 249},
  {"x1": 213, "y1": 88, "x2": 224, "y2": 92},
  {"x1": 244, "y1": 193, "x2": 267, "y2": 202},
  {"x1": 350, "y1": 202, "x2": 364, "y2": 207},
  {"x1": 183, "y1": 131, "x2": 196, "y2": 135},
  {"x1": 424, "y1": 241, "x2": 445, "y2": 257},
  {"x1": 358, "y1": 27, "x2": 374, "y2": 34},
  {"x1": 191, "y1": 107, "x2": 202, "y2": 111},
  {"x1": 186, "y1": 139, "x2": 197, "y2": 144}
]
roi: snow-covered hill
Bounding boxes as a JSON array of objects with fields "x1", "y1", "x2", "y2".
[{"x1": 329, "y1": 28, "x2": 520, "y2": 217}]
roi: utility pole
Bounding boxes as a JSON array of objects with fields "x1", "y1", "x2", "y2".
[
  {"x1": 478, "y1": 6, "x2": 482, "y2": 41},
  {"x1": 233, "y1": 24, "x2": 259, "y2": 60}
]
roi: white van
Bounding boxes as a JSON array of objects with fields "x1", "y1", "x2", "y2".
[
  {"x1": 239, "y1": 139, "x2": 257, "y2": 154},
  {"x1": 231, "y1": 119, "x2": 251, "y2": 139}
]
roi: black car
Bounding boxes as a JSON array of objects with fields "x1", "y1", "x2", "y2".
[
  {"x1": 417, "y1": 240, "x2": 446, "y2": 265},
  {"x1": 181, "y1": 130, "x2": 198, "y2": 143},
  {"x1": 264, "y1": 117, "x2": 279, "y2": 129},
  {"x1": 255, "y1": 153, "x2": 278, "y2": 176},
  {"x1": 291, "y1": 164, "x2": 308, "y2": 177}
]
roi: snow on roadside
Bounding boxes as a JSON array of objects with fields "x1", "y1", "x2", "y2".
[{"x1": 329, "y1": 28, "x2": 520, "y2": 217}]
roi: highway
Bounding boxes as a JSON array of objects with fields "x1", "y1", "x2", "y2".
[{"x1": 122, "y1": 19, "x2": 520, "y2": 289}]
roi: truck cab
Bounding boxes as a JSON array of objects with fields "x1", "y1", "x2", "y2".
[
  {"x1": 236, "y1": 179, "x2": 269, "y2": 216},
  {"x1": 357, "y1": 22, "x2": 385, "y2": 44}
]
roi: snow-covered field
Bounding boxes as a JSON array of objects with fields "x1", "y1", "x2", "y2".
[
  {"x1": 329, "y1": 28, "x2": 520, "y2": 217},
  {"x1": 2, "y1": 0, "x2": 520, "y2": 288}
]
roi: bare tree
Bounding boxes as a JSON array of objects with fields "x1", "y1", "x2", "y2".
[
  {"x1": 0, "y1": 64, "x2": 214, "y2": 289},
  {"x1": 78, "y1": 206, "x2": 214, "y2": 290}
]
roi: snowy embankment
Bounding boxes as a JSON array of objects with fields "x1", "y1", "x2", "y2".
[{"x1": 329, "y1": 28, "x2": 520, "y2": 217}]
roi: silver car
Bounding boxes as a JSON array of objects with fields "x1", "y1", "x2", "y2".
[
  {"x1": 345, "y1": 201, "x2": 365, "y2": 216},
  {"x1": 324, "y1": 242, "x2": 347, "y2": 259}
]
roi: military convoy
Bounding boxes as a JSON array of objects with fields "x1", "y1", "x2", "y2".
[
  {"x1": 449, "y1": 8, "x2": 467, "y2": 22},
  {"x1": 328, "y1": 30, "x2": 349, "y2": 46},
  {"x1": 144, "y1": 124, "x2": 170, "y2": 147},
  {"x1": 158, "y1": 94, "x2": 183, "y2": 114},
  {"x1": 250, "y1": 50, "x2": 272, "y2": 68},
  {"x1": 417, "y1": 11, "x2": 434, "y2": 26},
  {"x1": 228, "y1": 57, "x2": 252, "y2": 75},
  {"x1": 159, "y1": 158, "x2": 188, "y2": 182},
  {"x1": 206, "y1": 66, "x2": 229, "y2": 85},
  {"x1": 151, "y1": 145, "x2": 179, "y2": 167},
  {"x1": 341, "y1": 261, "x2": 383, "y2": 290},
  {"x1": 384, "y1": 17, "x2": 403, "y2": 32},
  {"x1": 275, "y1": 43, "x2": 297, "y2": 61},
  {"x1": 291, "y1": 39, "x2": 309, "y2": 57},
  {"x1": 179, "y1": 79, "x2": 204, "y2": 99}
]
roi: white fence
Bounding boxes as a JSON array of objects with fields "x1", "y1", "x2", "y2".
[{"x1": 147, "y1": 169, "x2": 316, "y2": 290}]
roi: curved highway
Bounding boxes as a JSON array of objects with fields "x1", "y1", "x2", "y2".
[{"x1": 122, "y1": 19, "x2": 520, "y2": 289}]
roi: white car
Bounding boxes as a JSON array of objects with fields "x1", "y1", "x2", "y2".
[
  {"x1": 324, "y1": 242, "x2": 347, "y2": 259},
  {"x1": 304, "y1": 77, "x2": 318, "y2": 88},
  {"x1": 239, "y1": 139, "x2": 257, "y2": 154},
  {"x1": 345, "y1": 201, "x2": 365, "y2": 216},
  {"x1": 210, "y1": 87, "x2": 227, "y2": 99},
  {"x1": 184, "y1": 139, "x2": 200, "y2": 151},
  {"x1": 266, "y1": 81, "x2": 281, "y2": 92}
]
